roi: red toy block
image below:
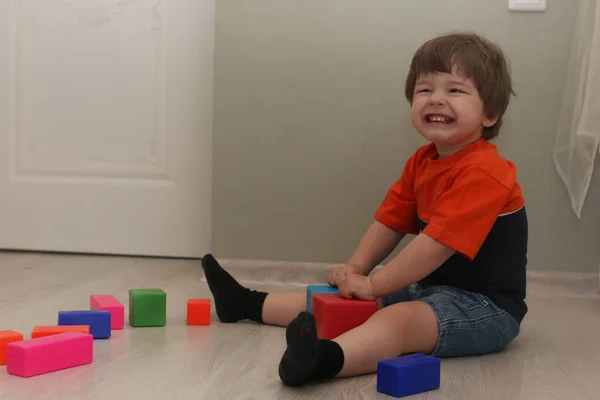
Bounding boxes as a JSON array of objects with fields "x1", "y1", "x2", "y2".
[
  {"x1": 187, "y1": 299, "x2": 211, "y2": 325},
  {"x1": 0, "y1": 330, "x2": 24, "y2": 366},
  {"x1": 312, "y1": 294, "x2": 378, "y2": 339}
]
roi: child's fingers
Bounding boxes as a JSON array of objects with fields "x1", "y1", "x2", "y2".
[
  {"x1": 328, "y1": 265, "x2": 354, "y2": 286},
  {"x1": 328, "y1": 268, "x2": 338, "y2": 286},
  {"x1": 337, "y1": 278, "x2": 353, "y2": 298}
]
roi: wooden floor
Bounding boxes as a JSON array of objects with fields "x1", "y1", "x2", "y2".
[{"x1": 1, "y1": 251, "x2": 600, "y2": 399}]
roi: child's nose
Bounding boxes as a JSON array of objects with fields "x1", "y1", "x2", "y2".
[{"x1": 429, "y1": 91, "x2": 446, "y2": 105}]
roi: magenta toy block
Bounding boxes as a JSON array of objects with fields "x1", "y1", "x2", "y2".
[
  {"x1": 90, "y1": 295, "x2": 124, "y2": 330},
  {"x1": 6, "y1": 332, "x2": 93, "y2": 378}
]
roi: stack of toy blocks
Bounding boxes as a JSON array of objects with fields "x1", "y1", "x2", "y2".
[
  {"x1": 306, "y1": 285, "x2": 339, "y2": 312},
  {"x1": 311, "y1": 293, "x2": 378, "y2": 339},
  {"x1": 377, "y1": 353, "x2": 441, "y2": 397},
  {"x1": 0, "y1": 286, "x2": 218, "y2": 378},
  {"x1": 1, "y1": 288, "x2": 173, "y2": 378},
  {"x1": 129, "y1": 288, "x2": 167, "y2": 327}
]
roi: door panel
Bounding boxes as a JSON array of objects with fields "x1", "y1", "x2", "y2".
[{"x1": 0, "y1": 0, "x2": 214, "y2": 257}]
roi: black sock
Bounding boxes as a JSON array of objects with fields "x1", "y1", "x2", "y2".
[
  {"x1": 201, "y1": 254, "x2": 268, "y2": 323},
  {"x1": 278, "y1": 312, "x2": 345, "y2": 386}
]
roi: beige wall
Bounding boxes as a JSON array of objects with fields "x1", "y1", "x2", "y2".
[{"x1": 213, "y1": 0, "x2": 600, "y2": 272}]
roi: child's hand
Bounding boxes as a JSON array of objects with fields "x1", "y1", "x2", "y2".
[
  {"x1": 328, "y1": 265, "x2": 362, "y2": 287},
  {"x1": 338, "y1": 273, "x2": 376, "y2": 301}
]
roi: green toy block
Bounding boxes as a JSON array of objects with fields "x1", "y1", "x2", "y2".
[{"x1": 128, "y1": 288, "x2": 166, "y2": 327}]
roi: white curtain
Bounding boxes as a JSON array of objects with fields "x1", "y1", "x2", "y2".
[{"x1": 554, "y1": 0, "x2": 600, "y2": 218}]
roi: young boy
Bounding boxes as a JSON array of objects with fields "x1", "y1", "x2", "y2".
[{"x1": 200, "y1": 32, "x2": 528, "y2": 387}]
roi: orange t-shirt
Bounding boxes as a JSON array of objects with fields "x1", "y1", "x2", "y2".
[{"x1": 374, "y1": 138, "x2": 524, "y2": 260}]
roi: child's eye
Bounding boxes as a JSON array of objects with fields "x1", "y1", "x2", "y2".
[
  {"x1": 449, "y1": 88, "x2": 464, "y2": 93},
  {"x1": 416, "y1": 89, "x2": 431, "y2": 93}
]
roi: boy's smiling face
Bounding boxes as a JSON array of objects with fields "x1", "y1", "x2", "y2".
[{"x1": 410, "y1": 66, "x2": 498, "y2": 156}]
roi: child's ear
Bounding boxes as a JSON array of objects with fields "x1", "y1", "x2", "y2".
[{"x1": 483, "y1": 115, "x2": 498, "y2": 127}]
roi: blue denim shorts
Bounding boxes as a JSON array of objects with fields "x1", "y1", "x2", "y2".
[{"x1": 380, "y1": 283, "x2": 520, "y2": 358}]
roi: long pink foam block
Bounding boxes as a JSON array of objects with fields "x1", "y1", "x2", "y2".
[
  {"x1": 90, "y1": 294, "x2": 124, "y2": 330},
  {"x1": 6, "y1": 331, "x2": 93, "y2": 377}
]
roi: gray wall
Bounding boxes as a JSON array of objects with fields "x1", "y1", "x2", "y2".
[{"x1": 213, "y1": 0, "x2": 600, "y2": 272}]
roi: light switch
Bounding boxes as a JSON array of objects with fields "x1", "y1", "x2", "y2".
[{"x1": 509, "y1": 0, "x2": 547, "y2": 11}]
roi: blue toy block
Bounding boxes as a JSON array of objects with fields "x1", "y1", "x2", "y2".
[
  {"x1": 58, "y1": 310, "x2": 111, "y2": 339},
  {"x1": 306, "y1": 285, "x2": 338, "y2": 312},
  {"x1": 377, "y1": 353, "x2": 440, "y2": 398}
]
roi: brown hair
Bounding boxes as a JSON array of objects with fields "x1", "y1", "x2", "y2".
[{"x1": 405, "y1": 32, "x2": 514, "y2": 140}]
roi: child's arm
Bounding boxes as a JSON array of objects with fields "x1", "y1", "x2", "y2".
[
  {"x1": 369, "y1": 232, "x2": 455, "y2": 297},
  {"x1": 329, "y1": 221, "x2": 404, "y2": 286},
  {"x1": 347, "y1": 221, "x2": 405, "y2": 275}
]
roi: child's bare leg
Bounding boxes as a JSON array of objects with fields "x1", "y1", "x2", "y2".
[
  {"x1": 263, "y1": 293, "x2": 307, "y2": 326},
  {"x1": 334, "y1": 301, "x2": 438, "y2": 376},
  {"x1": 201, "y1": 254, "x2": 305, "y2": 326},
  {"x1": 278, "y1": 301, "x2": 438, "y2": 386}
]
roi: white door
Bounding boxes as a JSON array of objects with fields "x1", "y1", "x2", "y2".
[{"x1": 0, "y1": 0, "x2": 213, "y2": 257}]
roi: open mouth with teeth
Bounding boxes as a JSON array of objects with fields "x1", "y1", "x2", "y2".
[{"x1": 425, "y1": 114, "x2": 455, "y2": 124}]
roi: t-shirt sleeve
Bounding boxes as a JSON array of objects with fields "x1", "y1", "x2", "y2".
[
  {"x1": 422, "y1": 165, "x2": 511, "y2": 260},
  {"x1": 374, "y1": 154, "x2": 420, "y2": 234}
]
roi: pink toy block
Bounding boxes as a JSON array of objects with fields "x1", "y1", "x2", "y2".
[
  {"x1": 90, "y1": 294, "x2": 124, "y2": 330},
  {"x1": 6, "y1": 331, "x2": 93, "y2": 378}
]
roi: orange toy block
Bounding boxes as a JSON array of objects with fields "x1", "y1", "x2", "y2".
[
  {"x1": 0, "y1": 330, "x2": 24, "y2": 365},
  {"x1": 187, "y1": 299, "x2": 211, "y2": 325},
  {"x1": 31, "y1": 326, "x2": 90, "y2": 339}
]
